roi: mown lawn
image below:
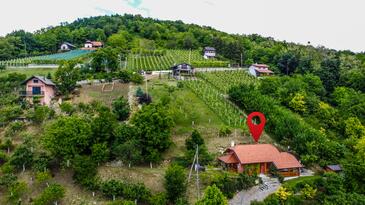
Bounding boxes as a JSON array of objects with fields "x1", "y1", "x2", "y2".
[{"x1": 0, "y1": 67, "x2": 56, "y2": 78}]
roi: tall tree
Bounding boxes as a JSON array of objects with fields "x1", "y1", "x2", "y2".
[
  {"x1": 55, "y1": 60, "x2": 80, "y2": 95},
  {"x1": 164, "y1": 164, "x2": 187, "y2": 203}
]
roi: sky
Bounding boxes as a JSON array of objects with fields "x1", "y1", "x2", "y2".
[{"x1": 0, "y1": 0, "x2": 364, "y2": 52}]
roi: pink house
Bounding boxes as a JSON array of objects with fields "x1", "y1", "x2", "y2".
[{"x1": 20, "y1": 76, "x2": 56, "y2": 106}]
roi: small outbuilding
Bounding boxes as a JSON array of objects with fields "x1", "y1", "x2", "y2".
[
  {"x1": 324, "y1": 164, "x2": 342, "y2": 173},
  {"x1": 249, "y1": 64, "x2": 274, "y2": 77},
  {"x1": 60, "y1": 42, "x2": 76, "y2": 51},
  {"x1": 171, "y1": 63, "x2": 195, "y2": 77},
  {"x1": 84, "y1": 40, "x2": 103, "y2": 49},
  {"x1": 203, "y1": 47, "x2": 216, "y2": 59}
]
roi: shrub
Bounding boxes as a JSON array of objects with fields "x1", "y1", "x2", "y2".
[
  {"x1": 219, "y1": 126, "x2": 232, "y2": 137},
  {"x1": 33, "y1": 183, "x2": 65, "y2": 205},
  {"x1": 112, "y1": 97, "x2": 130, "y2": 121},
  {"x1": 164, "y1": 164, "x2": 187, "y2": 203},
  {"x1": 60, "y1": 102, "x2": 75, "y2": 115}
]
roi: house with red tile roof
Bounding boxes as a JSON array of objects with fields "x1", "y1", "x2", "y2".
[
  {"x1": 249, "y1": 64, "x2": 274, "y2": 77},
  {"x1": 218, "y1": 144, "x2": 303, "y2": 177},
  {"x1": 83, "y1": 40, "x2": 103, "y2": 50}
]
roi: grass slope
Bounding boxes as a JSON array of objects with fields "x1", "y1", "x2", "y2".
[{"x1": 0, "y1": 67, "x2": 56, "y2": 78}]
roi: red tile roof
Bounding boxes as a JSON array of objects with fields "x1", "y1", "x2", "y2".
[
  {"x1": 219, "y1": 144, "x2": 303, "y2": 169},
  {"x1": 255, "y1": 69, "x2": 274, "y2": 73},
  {"x1": 218, "y1": 153, "x2": 239, "y2": 164},
  {"x1": 274, "y1": 152, "x2": 303, "y2": 169},
  {"x1": 252, "y1": 64, "x2": 269, "y2": 68},
  {"x1": 91, "y1": 41, "x2": 103, "y2": 47}
]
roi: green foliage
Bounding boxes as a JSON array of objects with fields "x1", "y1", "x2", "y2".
[
  {"x1": 219, "y1": 126, "x2": 232, "y2": 137},
  {"x1": 0, "y1": 105, "x2": 22, "y2": 126},
  {"x1": 55, "y1": 60, "x2": 80, "y2": 95},
  {"x1": 9, "y1": 145, "x2": 33, "y2": 171},
  {"x1": 42, "y1": 116, "x2": 92, "y2": 160},
  {"x1": 196, "y1": 184, "x2": 228, "y2": 205},
  {"x1": 91, "y1": 143, "x2": 110, "y2": 164},
  {"x1": 164, "y1": 164, "x2": 187, "y2": 203},
  {"x1": 229, "y1": 84, "x2": 345, "y2": 165},
  {"x1": 0, "y1": 173, "x2": 17, "y2": 188},
  {"x1": 7, "y1": 181, "x2": 28, "y2": 203},
  {"x1": 149, "y1": 192, "x2": 167, "y2": 205},
  {"x1": 35, "y1": 171, "x2": 52, "y2": 185},
  {"x1": 113, "y1": 139, "x2": 142, "y2": 166},
  {"x1": 33, "y1": 183, "x2": 65, "y2": 205},
  {"x1": 72, "y1": 155, "x2": 97, "y2": 187},
  {"x1": 185, "y1": 130, "x2": 205, "y2": 151},
  {"x1": 211, "y1": 172, "x2": 257, "y2": 198},
  {"x1": 59, "y1": 102, "x2": 75, "y2": 115},
  {"x1": 91, "y1": 47, "x2": 119, "y2": 72},
  {"x1": 112, "y1": 96, "x2": 130, "y2": 121},
  {"x1": 100, "y1": 180, "x2": 124, "y2": 199},
  {"x1": 4, "y1": 121, "x2": 25, "y2": 138},
  {"x1": 28, "y1": 105, "x2": 54, "y2": 124},
  {"x1": 300, "y1": 184, "x2": 317, "y2": 199},
  {"x1": 91, "y1": 108, "x2": 117, "y2": 143},
  {"x1": 132, "y1": 103, "x2": 174, "y2": 162}
]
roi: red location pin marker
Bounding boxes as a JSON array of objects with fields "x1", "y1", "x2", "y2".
[{"x1": 246, "y1": 112, "x2": 266, "y2": 143}]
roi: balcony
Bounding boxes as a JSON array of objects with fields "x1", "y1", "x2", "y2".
[{"x1": 19, "y1": 91, "x2": 44, "y2": 96}]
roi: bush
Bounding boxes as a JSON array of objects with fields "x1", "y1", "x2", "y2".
[
  {"x1": 112, "y1": 97, "x2": 130, "y2": 121},
  {"x1": 72, "y1": 155, "x2": 97, "y2": 187},
  {"x1": 164, "y1": 164, "x2": 187, "y2": 203},
  {"x1": 219, "y1": 126, "x2": 232, "y2": 137},
  {"x1": 0, "y1": 151, "x2": 9, "y2": 165},
  {"x1": 33, "y1": 183, "x2": 65, "y2": 205},
  {"x1": 60, "y1": 102, "x2": 75, "y2": 115}
]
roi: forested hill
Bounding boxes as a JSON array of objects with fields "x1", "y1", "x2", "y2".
[{"x1": 0, "y1": 14, "x2": 364, "y2": 92}]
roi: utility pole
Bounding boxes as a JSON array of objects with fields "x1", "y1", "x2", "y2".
[{"x1": 188, "y1": 145, "x2": 200, "y2": 200}]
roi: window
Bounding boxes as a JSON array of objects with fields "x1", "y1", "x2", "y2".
[
  {"x1": 33, "y1": 79, "x2": 39, "y2": 83},
  {"x1": 32, "y1": 87, "x2": 41, "y2": 95}
]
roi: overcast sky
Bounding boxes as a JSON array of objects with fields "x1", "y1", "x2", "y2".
[{"x1": 1, "y1": 0, "x2": 364, "y2": 52}]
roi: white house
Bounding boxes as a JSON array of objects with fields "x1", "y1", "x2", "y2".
[
  {"x1": 84, "y1": 40, "x2": 103, "y2": 49},
  {"x1": 60, "y1": 42, "x2": 76, "y2": 51},
  {"x1": 249, "y1": 64, "x2": 274, "y2": 77},
  {"x1": 203, "y1": 47, "x2": 216, "y2": 59}
]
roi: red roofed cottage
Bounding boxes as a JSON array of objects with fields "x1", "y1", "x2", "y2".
[
  {"x1": 218, "y1": 144, "x2": 303, "y2": 177},
  {"x1": 20, "y1": 76, "x2": 56, "y2": 106},
  {"x1": 249, "y1": 64, "x2": 274, "y2": 77}
]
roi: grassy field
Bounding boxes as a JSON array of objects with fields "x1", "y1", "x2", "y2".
[
  {"x1": 0, "y1": 67, "x2": 56, "y2": 78},
  {"x1": 72, "y1": 82, "x2": 129, "y2": 107}
]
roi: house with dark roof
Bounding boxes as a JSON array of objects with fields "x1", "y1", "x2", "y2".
[
  {"x1": 20, "y1": 76, "x2": 56, "y2": 106},
  {"x1": 218, "y1": 144, "x2": 303, "y2": 177},
  {"x1": 171, "y1": 63, "x2": 195, "y2": 77},
  {"x1": 60, "y1": 42, "x2": 76, "y2": 51},
  {"x1": 203, "y1": 47, "x2": 216, "y2": 59},
  {"x1": 249, "y1": 64, "x2": 274, "y2": 77},
  {"x1": 324, "y1": 164, "x2": 342, "y2": 173}
]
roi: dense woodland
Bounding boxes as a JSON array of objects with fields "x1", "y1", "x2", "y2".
[{"x1": 0, "y1": 14, "x2": 364, "y2": 204}]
